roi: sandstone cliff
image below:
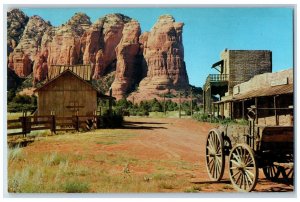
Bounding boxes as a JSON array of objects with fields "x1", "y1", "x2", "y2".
[
  {"x1": 8, "y1": 14, "x2": 52, "y2": 77},
  {"x1": 7, "y1": 11, "x2": 190, "y2": 101},
  {"x1": 46, "y1": 12, "x2": 91, "y2": 66},
  {"x1": 7, "y1": 9, "x2": 29, "y2": 55},
  {"x1": 128, "y1": 15, "x2": 189, "y2": 102},
  {"x1": 111, "y1": 20, "x2": 142, "y2": 99},
  {"x1": 81, "y1": 14, "x2": 131, "y2": 79}
]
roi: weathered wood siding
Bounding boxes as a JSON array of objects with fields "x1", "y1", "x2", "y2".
[{"x1": 37, "y1": 72, "x2": 97, "y2": 117}]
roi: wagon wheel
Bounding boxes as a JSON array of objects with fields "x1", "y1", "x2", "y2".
[
  {"x1": 205, "y1": 129, "x2": 225, "y2": 181},
  {"x1": 229, "y1": 143, "x2": 258, "y2": 192},
  {"x1": 263, "y1": 164, "x2": 280, "y2": 181},
  {"x1": 281, "y1": 165, "x2": 294, "y2": 183}
]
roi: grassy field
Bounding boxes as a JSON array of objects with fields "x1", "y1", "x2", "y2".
[{"x1": 7, "y1": 128, "x2": 206, "y2": 193}]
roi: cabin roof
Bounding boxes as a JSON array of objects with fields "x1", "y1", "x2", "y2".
[
  {"x1": 34, "y1": 69, "x2": 114, "y2": 100},
  {"x1": 48, "y1": 65, "x2": 92, "y2": 80}
]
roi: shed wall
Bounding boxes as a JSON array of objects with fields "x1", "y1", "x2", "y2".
[{"x1": 37, "y1": 72, "x2": 97, "y2": 117}]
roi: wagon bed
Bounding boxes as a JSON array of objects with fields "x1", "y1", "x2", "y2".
[{"x1": 205, "y1": 120, "x2": 294, "y2": 192}]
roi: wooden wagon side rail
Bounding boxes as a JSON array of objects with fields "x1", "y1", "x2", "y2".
[{"x1": 7, "y1": 114, "x2": 98, "y2": 136}]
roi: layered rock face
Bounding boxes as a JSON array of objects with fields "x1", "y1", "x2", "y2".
[
  {"x1": 7, "y1": 9, "x2": 29, "y2": 55},
  {"x1": 81, "y1": 14, "x2": 131, "y2": 79},
  {"x1": 111, "y1": 20, "x2": 141, "y2": 99},
  {"x1": 7, "y1": 11, "x2": 190, "y2": 100},
  {"x1": 8, "y1": 15, "x2": 52, "y2": 77},
  {"x1": 33, "y1": 49, "x2": 48, "y2": 84},
  {"x1": 128, "y1": 15, "x2": 189, "y2": 102},
  {"x1": 46, "y1": 13, "x2": 91, "y2": 66}
]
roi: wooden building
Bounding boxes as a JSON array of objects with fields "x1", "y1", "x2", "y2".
[
  {"x1": 203, "y1": 49, "x2": 272, "y2": 114},
  {"x1": 34, "y1": 69, "x2": 110, "y2": 117},
  {"x1": 213, "y1": 68, "x2": 293, "y2": 126}
]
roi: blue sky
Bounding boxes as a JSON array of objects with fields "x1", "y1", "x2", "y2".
[{"x1": 20, "y1": 7, "x2": 294, "y2": 87}]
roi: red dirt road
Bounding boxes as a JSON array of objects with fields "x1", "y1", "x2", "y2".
[{"x1": 112, "y1": 117, "x2": 294, "y2": 192}]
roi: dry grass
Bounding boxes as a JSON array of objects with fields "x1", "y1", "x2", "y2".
[{"x1": 7, "y1": 128, "x2": 197, "y2": 193}]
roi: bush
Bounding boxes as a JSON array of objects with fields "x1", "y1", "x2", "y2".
[
  {"x1": 192, "y1": 113, "x2": 238, "y2": 124},
  {"x1": 192, "y1": 113, "x2": 209, "y2": 122},
  {"x1": 97, "y1": 111, "x2": 124, "y2": 128},
  {"x1": 8, "y1": 94, "x2": 37, "y2": 113},
  {"x1": 62, "y1": 181, "x2": 90, "y2": 193}
]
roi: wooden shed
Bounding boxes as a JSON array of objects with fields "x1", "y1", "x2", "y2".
[{"x1": 34, "y1": 69, "x2": 108, "y2": 117}]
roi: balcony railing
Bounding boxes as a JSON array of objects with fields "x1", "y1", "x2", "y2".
[{"x1": 206, "y1": 74, "x2": 229, "y2": 82}]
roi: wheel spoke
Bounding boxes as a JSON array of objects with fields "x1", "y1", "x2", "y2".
[
  {"x1": 232, "y1": 170, "x2": 241, "y2": 178},
  {"x1": 206, "y1": 145, "x2": 214, "y2": 154},
  {"x1": 245, "y1": 169, "x2": 255, "y2": 178},
  {"x1": 207, "y1": 158, "x2": 214, "y2": 167},
  {"x1": 207, "y1": 138, "x2": 215, "y2": 152},
  {"x1": 232, "y1": 153, "x2": 241, "y2": 163},
  {"x1": 244, "y1": 153, "x2": 251, "y2": 165},
  {"x1": 245, "y1": 158, "x2": 254, "y2": 167},
  {"x1": 239, "y1": 173, "x2": 244, "y2": 188},
  {"x1": 230, "y1": 159, "x2": 240, "y2": 167},
  {"x1": 245, "y1": 170, "x2": 254, "y2": 184}
]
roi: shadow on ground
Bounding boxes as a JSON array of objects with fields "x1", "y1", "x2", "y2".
[{"x1": 120, "y1": 121, "x2": 168, "y2": 130}]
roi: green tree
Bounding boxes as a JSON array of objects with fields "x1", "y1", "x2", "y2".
[{"x1": 150, "y1": 98, "x2": 163, "y2": 112}]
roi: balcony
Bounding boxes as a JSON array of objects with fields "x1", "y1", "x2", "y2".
[
  {"x1": 204, "y1": 74, "x2": 229, "y2": 91},
  {"x1": 206, "y1": 74, "x2": 229, "y2": 83}
]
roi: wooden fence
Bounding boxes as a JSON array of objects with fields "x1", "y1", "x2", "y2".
[{"x1": 7, "y1": 114, "x2": 98, "y2": 137}]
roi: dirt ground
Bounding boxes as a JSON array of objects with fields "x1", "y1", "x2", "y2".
[
  {"x1": 10, "y1": 117, "x2": 294, "y2": 193},
  {"x1": 110, "y1": 117, "x2": 294, "y2": 192}
]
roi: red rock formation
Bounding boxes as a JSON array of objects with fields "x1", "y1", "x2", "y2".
[
  {"x1": 111, "y1": 20, "x2": 141, "y2": 99},
  {"x1": 83, "y1": 14, "x2": 131, "y2": 79},
  {"x1": 11, "y1": 49, "x2": 32, "y2": 77},
  {"x1": 129, "y1": 15, "x2": 189, "y2": 102},
  {"x1": 8, "y1": 15, "x2": 51, "y2": 77},
  {"x1": 7, "y1": 9, "x2": 29, "y2": 55},
  {"x1": 33, "y1": 49, "x2": 48, "y2": 83},
  {"x1": 46, "y1": 13, "x2": 91, "y2": 67},
  {"x1": 93, "y1": 50, "x2": 105, "y2": 79},
  {"x1": 7, "y1": 12, "x2": 190, "y2": 101},
  {"x1": 81, "y1": 29, "x2": 101, "y2": 65}
]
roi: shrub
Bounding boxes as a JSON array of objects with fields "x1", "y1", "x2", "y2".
[
  {"x1": 192, "y1": 113, "x2": 239, "y2": 125},
  {"x1": 97, "y1": 111, "x2": 124, "y2": 128},
  {"x1": 62, "y1": 181, "x2": 90, "y2": 193}
]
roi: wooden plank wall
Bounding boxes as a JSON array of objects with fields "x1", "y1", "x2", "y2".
[{"x1": 38, "y1": 72, "x2": 97, "y2": 117}]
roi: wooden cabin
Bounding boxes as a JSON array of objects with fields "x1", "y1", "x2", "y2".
[{"x1": 34, "y1": 69, "x2": 109, "y2": 117}]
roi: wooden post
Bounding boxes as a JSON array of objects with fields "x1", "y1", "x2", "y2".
[
  {"x1": 274, "y1": 96, "x2": 278, "y2": 125},
  {"x1": 255, "y1": 97, "x2": 258, "y2": 124},
  {"x1": 179, "y1": 92, "x2": 181, "y2": 118},
  {"x1": 51, "y1": 115, "x2": 56, "y2": 134},
  {"x1": 230, "y1": 102, "x2": 233, "y2": 120},
  {"x1": 221, "y1": 103, "x2": 224, "y2": 119},
  {"x1": 212, "y1": 103, "x2": 215, "y2": 118},
  {"x1": 163, "y1": 94, "x2": 166, "y2": 116},
  {"x1": 76, "y1": 115, "x2": 79, "y2": 131},
  {"x1": 242, "y1": 100, "x2": 245, "y2": 120},
  {"x1": 209, "y1": 87, "x2": 212, "y2": 116}
]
